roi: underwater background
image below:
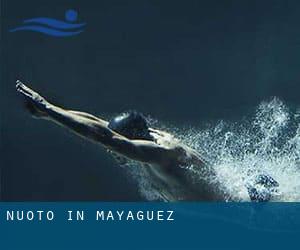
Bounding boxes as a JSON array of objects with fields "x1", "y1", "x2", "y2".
[{"x1": 2, "y1": 0, "x2": 300, "y2": 201}]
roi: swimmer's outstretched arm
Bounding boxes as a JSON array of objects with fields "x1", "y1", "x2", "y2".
[{"x1": 16, "y1": 81, "x2": 176, "y2": 165}]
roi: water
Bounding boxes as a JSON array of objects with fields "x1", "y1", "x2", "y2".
[{"x1": 122, "y1": 98, "x2": 300, "y2": 201}]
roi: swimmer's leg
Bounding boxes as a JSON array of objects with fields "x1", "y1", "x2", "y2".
[{"x1": 246, "y1": 174, "x2": 279, "y2": 202}]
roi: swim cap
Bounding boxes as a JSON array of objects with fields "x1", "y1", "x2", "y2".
[{"x1": 108, "y1": 111, "x2": 153, "y2": 141}]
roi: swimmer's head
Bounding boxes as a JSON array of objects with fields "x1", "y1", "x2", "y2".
[{"x1": 108, "y1": 111, "x2": 153, "y2": 141}]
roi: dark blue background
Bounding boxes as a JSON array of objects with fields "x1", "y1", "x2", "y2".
[
  {"x1": 2, "y1": 2, "x2": 300, "y2": 248},
  {"x1": 2, "y1": 0, "x2": 300, "y2": 200}
]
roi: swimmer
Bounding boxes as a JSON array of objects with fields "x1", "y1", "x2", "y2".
[{"x1": 16, "y1": 80, "x2": 278, "y2": 201}]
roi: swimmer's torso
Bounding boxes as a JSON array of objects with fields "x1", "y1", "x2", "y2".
[
  {"x1": 144, "y1": 129, "x2": 225, "y2": 201},
  {"x1": 145, "y1": 160, "x2": 224, "y2": 201}
]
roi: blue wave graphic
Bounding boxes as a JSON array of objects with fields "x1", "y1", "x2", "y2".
[
  {"x1": 9, "y1": 25, "x2": 84, "y2": 37},
  {"x1": 9, "y1": 9, "x2": 85, "y2": 37},
  {"x1": 23, "y1": 18, "x2": 85, "y2": 29}
]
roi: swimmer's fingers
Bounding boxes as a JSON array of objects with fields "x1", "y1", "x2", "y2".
[
  {"x1": 16, "y1": 80, "x2": 36, "y2": 99},
  {"x1": 149, "y1": 131, "x2": 157, "y2": 138},
  {"x1": 149, "y1": 128, "x2": 167, "y2": 135},
  {"x1": 16, "y1": 80, "x2": 41, "y2": 100},
  {"x1": 148, "y1": 128, "x2": 160, "y2": 134},
  {"x1": 149, "y1": 128, "x2": 173, "y2": 138},
  {"x1": 16, "y1": 80, "x2": 49, "y2": 114},
  {"x1": 16, "y1": 80, "x2": 46, "y2": 104},
  {"x1": 149, "y1": 128, "x2": 166, "y2": 138}
]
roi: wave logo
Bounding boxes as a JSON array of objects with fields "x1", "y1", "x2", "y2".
[{"x1": 9, "y1": 9, "x2": 85, "y2": 37}]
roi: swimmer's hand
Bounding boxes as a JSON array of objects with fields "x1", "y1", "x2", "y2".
[{"x1": 16, "y1": 80, "x2": 49, "y2": 118}]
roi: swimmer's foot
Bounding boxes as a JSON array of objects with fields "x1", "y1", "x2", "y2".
[
  {"x1": 246, "y1": 174, "x2": 279, "y2": 202},
  {"x1": 16, "y1": 80, "x2": 49, "y2": 118}
]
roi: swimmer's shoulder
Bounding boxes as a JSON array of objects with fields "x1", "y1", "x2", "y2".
[{"x1": 167, "y1": 143, "x2": 206, "y2": 167}]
